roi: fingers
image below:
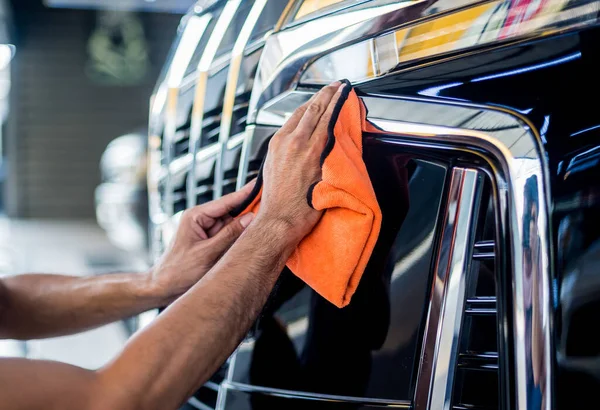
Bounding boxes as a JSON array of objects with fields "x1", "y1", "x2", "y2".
[
  {"x1": 294, "y1": 81, "x2": 341, "y2": 137},
  {"x1": 207, "y1": 213, "x2": 255, "y2": 255},
  {"x1": 196, "y1": 178, "x2": 257, "y2": 220},
  {"x1": 277, "y1": 93, "x2": 317, "y2": 135},
  {"x1": 206, "y1": 217, "x2": 226, "y2": 237},
  {"x1": 311, "y1": 82, "x2": 347, "y2": 151}
]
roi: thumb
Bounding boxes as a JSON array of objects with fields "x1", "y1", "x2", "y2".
[{"x1": 209, "y1": 212, "x2": 255, "y2": 253}]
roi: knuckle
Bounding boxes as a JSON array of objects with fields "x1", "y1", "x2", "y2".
[
  {"x1": 289, "y1": 136, "x2": 303, "y2": 150},
  {"x1": 307, "y1": 102, "x2": 323, "y2": 114},
  {"x1": 226, "y1": 223, "x2": 241, "y2": 238}
]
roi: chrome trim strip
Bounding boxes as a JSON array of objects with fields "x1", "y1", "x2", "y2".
[
  {"x1": 236, "y1": 124, "x2": 254, "y2": 191},
  {"x1": 286, "y1": 0, "x2": 374, "y2": 29},
  {"x1": 214, "y1": 0, "x2": 269, "y2": 200},
  {"x1": 364, "y1": 110, "x2": 551, "y2": 409},
  {"x1": 220, "y1": 381, "x2": 412, "y2": 407},
  {"x1": 187, "y1": 0, "x2": 243, "y2": 208},
  {"x1": 226, "y1": 131, "x2": 245, "y2": 150},
  {"x1": 161, "y1": 143, "x2": 221, "y2": 183},
  {"x1": 414, "y1": 167, "x2": 483, "y2": 410},
  {"x1": 215, "y1": 350, "x2": 237, "y2": 410},
  {"x1": 273, "y1": 0, "x2": 296, "y2": 32},
  {"x1": 163, "y1": 14, "x2": 213, "y2": 216},
  {"x1": 163, "y1": 88, "x2": 177, "y2": 216}
]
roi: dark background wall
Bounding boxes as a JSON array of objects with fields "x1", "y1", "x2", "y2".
[{"x1": 5, "y1": 0, "x2": 179, "y2": 218}]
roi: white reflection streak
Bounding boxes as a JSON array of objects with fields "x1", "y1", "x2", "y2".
[
  {"x1": 418, "y1": 81, "x2": 463, "y2": 97},
  {"x1": 151, "y1": 15, "x2": 211, "y2": 117},
  {"x1": 167, "y1": 15, "x2": 212, "y2": 88},
  {"x1": 276, "y1": 3, "x2": 415, "y2": 57},
  {"x1": 287, "y1": 317, "x2": 309, "y2": 339},
  {"x1": 471, "y1": 52, "x2": 581, "y2": 83},
  {"x1": 540, "y1": 115, "x2": 550, "y2": 143},
  {"x1": 391, "y1": 229, "x2": 435, "y2": 282},
  {"x1": 571, "y1": 124, "x2": 600, "y2": 137},
  {"x1": 197, "y1": 0, "x2": 241, "y2": 72}
]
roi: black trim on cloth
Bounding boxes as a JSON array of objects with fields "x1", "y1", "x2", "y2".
[
  {"x1": 229, "y1": 155, "x2": 266, "y2": 217},
  {"x1": 320, "y1": 78, "x2": 353, "y2": 166},
  {"x1": 306, "y1": 181, "x2": 317, "y2": 209},
  {"x1": 308, "y1": 78, "x2": 353, "y2": 209}
]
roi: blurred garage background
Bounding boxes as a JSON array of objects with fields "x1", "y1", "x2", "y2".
[{"x1": 0, "y1": 0, "x2": 188, "y2": 368}]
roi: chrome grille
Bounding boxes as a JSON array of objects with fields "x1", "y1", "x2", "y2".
[
  {"x1": 172, "y1": 99, "x2": 252, "y2": 210},
  {"x1": 195, "y1": 176, "x2": 215, "y2": 206},
  {"x1": 190, "y1": 363, "x2": 229, "y2": 410},
  {"x1": 201, "y1": 107, "x2": 222, "y2": 147},
  {"x1": 452, "y1": 177, "x2": 500, "y2": 410},
  {"x1": 414, "y1": 166, "x2": 484, "y2": 410}
]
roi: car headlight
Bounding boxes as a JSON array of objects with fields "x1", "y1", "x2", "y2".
[{"x1": 300, "y1": 0, "x2": 598, "y2": 85}]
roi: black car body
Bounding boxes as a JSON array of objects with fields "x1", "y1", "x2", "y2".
[{"x1": 148, "y1": 1, "x2": 600, "y2": 409}]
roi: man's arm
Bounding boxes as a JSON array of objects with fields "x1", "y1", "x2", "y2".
[
  {"x1": 0, "y1": 182, "x2": 256, "y2": 341},
  {"x1": 100, "y1": 216, "x2": 296, "y2": 410},
  {"x1": 0, "y1": 80, "x2": 344, "y2": 410},
  {"x1": 0, "y1": 217, "x2": 295, "y2": 410},
  {"x1": 0, "y1": 272, "x2": 163, "y2": 340}
]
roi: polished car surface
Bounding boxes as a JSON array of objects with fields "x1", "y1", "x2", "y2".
[{"x1": 149, "y1": 1, "x2": 600, "y2": 409}]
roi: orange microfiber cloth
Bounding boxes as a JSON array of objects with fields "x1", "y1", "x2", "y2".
[{"x1": 233, "y1": 80, "x2": 381, "y2": 308}]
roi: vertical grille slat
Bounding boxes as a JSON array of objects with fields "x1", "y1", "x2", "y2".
[
  {"x1": 187, "y1": 0, "x2": 244, "y2": 209},
  {"x1": 452, "y1": 174, "x2": 500, "y2": 410},
  {"x1": 190, "y1": 362, "x2": 229, "y2": 410},
  {"x1": 213, "y1": 0, "x2": 269, "y2": 200},
  {"x1": 414, "y1": 167, "x2": 484, "y2": 410}
]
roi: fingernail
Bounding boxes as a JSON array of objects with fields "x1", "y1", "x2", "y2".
[
  {"x1": 329, "y1": 80, "x2": 341, "y2": 87},
  {"x1": 338, "y1": 83, "x2": 346, "y2": 92},
  {"x1": 239, "y1": 212, "x2": 254, "y2": 228}
]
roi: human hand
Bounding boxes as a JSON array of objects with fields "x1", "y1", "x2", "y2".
[
  {"x1": 150, "y1": 181, "x2": 256, "y2": 300},
  {"x1": 257, "y1": 81, "x2": 346, "y2": 242}
]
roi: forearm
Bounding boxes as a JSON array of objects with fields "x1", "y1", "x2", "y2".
[
  {"x1": 0, "y1": 272, "x2": 165, "y2": 340},
  {"x1": 99, "y1": 217, "x2": 296, "y2": 410}
]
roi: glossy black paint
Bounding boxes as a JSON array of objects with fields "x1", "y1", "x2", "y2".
[
  {"x1": 359, "y1": 25, "x2": 600, "y2": 409},
  {"x1": 218, "y1": 386, "x2": 411, "y2": 410},
  {"x1": 230, "y1": 154, "x2": 447, "y2": 404}
]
